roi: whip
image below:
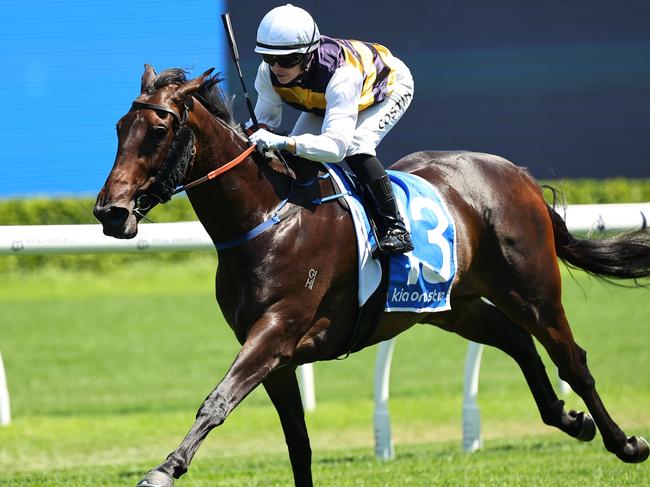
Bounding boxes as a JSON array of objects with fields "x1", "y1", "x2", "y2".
[{"x1": 221, "y1": 12, "x2": 259, "y2": 131}]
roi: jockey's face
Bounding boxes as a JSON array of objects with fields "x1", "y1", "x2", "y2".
[
  {"x1": 269, "y1": 62, "x2": 304, "y2": 84},
  {"x1": 263, "y1": 53, "x2": 306, "y2": 85}
]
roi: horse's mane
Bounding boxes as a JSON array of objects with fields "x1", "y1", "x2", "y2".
[
  {"x1": 150, "y1": 68, "x2": 236, "y2": 128},
  {"x1": 148, "y1": 68, "x2": 296, "y2": 180}
]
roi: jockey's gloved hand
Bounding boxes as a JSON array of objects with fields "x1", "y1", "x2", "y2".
[
  {"x1": 242, "y1": 123, "x2": 270, "y2": 137},
  {"x1": 249, "y1": 128, "x2": 291, "y2": 154}
]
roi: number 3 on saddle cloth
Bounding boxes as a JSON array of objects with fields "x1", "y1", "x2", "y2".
[{"x1": 326, "y1": 164, "x2": 458, "y2": 353}]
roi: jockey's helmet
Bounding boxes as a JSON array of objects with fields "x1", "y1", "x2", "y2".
[{"x1": 255, "y1": 4, "x2": 320, "y2": 55}]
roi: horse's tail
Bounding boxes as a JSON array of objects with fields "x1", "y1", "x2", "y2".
[{"x1": 547, "y1": 204, "x2": 650, "y2": 281}]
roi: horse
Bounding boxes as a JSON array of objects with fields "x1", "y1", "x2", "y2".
[{"x1": 94, "y1": 65, "x2": 650, "y2": 487}]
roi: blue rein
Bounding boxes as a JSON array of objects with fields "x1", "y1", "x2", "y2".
[{"x1": 214, "y1": 172, "x2": 351, "y2": 250}]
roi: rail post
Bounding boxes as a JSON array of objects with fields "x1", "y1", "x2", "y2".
[
  {"x1": 0, "y1": 351, "x2": 10, "y2": 426},
  {"x1": 373, "y1": 338, "x2": 396, "y2": 460}
]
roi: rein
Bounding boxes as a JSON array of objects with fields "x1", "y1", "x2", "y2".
[
  {"x1": 131, "y1": 98, "x2": 257, "y2": 194},
  {"x1": 214, "y1": 171, "x2": 347, "y2": 251},
  {"x1": 130, "y1": 99, "x2": 257, "y2": 217},
  {"x1": 133, "y1": 141, "x2": 257, "y2": 220},
  {"x1": 174, "y1": 144, "x2": 257, "y2": 194},
  {"x1": 130, "y1": 99, "x2": 349, "y2": 252}
]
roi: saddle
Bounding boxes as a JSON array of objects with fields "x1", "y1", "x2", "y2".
[{"x1": 276, "y1": 153, "x2": 457, "y2": 356}]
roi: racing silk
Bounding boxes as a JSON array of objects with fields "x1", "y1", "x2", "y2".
[
  {"x1": 270, "y1": 36, "x2": 398, "y2": 116},
  {"x1": 251, "y1": 35, "x2": 412, "y2": 163}
]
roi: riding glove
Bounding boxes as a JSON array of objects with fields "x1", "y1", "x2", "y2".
[{"x1": 249, "y1": 128, "x2": 291, "y2": 154}]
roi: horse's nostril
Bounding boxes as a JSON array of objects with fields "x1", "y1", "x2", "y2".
[
  {"x1": 94, "y1": 205, "x2": 130, "y2": 229},
  {"x1": 106, "y1": 206, "x2": 130, "y2": 227}
]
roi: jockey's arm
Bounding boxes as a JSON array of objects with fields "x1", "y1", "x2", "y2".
[{"x1": 291, "y1": 66, "x2": 362, "y2": 163}]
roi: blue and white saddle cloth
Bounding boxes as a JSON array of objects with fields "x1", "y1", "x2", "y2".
[{"x1": 326, "y1": 164, "x2": 457, "y2": 313}]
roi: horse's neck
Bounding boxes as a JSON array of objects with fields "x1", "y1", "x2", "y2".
[
  {"x1": 186, "y1": 104, "x2": 245, "y2": 177},
  {"x1": 185, "y1": 106, "x2": 289, "y2": 246}
]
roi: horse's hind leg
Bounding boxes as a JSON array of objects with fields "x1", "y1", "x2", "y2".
[
  {"x1": 484, "y1": 265, "x2": 649, "y2": 463},
  {"x1": 523, "y1": 300, "x2": 650, "y2": 463},
  {"x1": 434, "y1": 298, "x2": 595, "y2": 441},
  {"x1": 466, "y1": 186, "x2": 649, "y2": 463}
]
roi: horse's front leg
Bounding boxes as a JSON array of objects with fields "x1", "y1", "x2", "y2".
[
  {"x1": 263, "y1": 366, "x2": 313, "y2": 487},
  {"x1": 136, "y1": 322, "x2": 294, "y2": 487}
]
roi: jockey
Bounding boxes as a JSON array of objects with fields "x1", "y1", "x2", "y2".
[{"x1": 248, "y1": 4, "x2": 414, "y2": 256}]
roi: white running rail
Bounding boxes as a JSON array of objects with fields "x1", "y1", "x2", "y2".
[{"x1": 0, "y1": 351, "x2": 10, "y2": 426}]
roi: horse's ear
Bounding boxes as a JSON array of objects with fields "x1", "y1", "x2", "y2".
[
  {"x1": 172, "y1": 68, "x2": 215, "y2": 102},
  {"x1": 141, "y1": 64, "x2": 157, "y2": 93}
]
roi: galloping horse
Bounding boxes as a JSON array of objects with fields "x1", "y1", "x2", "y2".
[{"x1": 94, "y1": 66, "x2": 650, "y2": 487}]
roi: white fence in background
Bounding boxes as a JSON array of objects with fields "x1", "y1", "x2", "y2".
[
  {"x1": 0, "y1": 351, "x2": 9, "y2": 426},
  {"x1": 3, "y1": 203, "x2": 647, "y2": 256},
  {"x1": 1, "y1": 203, "x2": 648, "y2": 457}
]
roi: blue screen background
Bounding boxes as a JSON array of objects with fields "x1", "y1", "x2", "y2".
[
  {"x1": 1, "y1": 0, "x2": 226, "y2": 197},
  {"x1": 2, "y1": 1, "x2": 649, "y2": 198}
]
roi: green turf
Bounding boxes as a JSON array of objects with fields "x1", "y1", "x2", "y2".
[
  {"x1": 0, "y1": 255, "x2": 648, "y2": 485},
  {"x1": 1, "y1": 438, "x2": 649, "y2": 486}
]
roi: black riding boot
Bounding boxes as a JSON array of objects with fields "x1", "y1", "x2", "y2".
[
  {"x1": 366, "y1": 174, "x2": 414, "y2": 256},
  {"x1": 346, "y1": 154, "x2": 414, "y2": 256}
]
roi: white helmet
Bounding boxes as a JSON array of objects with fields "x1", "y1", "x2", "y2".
[{"x1": 255, "y1": 4, "x2": 320, "y2": 55}]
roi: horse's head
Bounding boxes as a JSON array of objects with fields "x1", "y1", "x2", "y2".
[{"x1": 94, "y1": 64, "x2": 214, "y2": 238}]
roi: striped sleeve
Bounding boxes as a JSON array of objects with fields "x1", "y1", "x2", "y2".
[{"x1": 293, "y1": 66, "x2": 363, "y2": 162}]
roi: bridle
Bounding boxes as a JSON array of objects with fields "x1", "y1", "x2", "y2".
[
  {"x1": 131, "y1": 101, "x2": 187, "y2": 126},
  {"x1": 128, "y1": 94, "x2": 347, "y2": 252},
  {"x1": 128, "y1": 98, "x2": 257, "y2": 220}
]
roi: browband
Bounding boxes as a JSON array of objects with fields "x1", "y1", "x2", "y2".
[{"x1": 130, "y1": 101, "x2": 183, "y2": 126}]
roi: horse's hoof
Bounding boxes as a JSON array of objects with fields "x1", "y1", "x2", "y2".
[
  {"x1": 617, "y1": 436, "x2": 650, "y2": 464},
  {"x1": 574, "y1": 411, "x2": 596, "y2": 442},
  {"x1": 136, "y1": 470, "x2": 175, "y2": 487}
]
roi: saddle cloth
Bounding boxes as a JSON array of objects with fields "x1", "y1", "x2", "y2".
[{"x1": 325, "y1": 164, "x2": 457, "y2": 313}]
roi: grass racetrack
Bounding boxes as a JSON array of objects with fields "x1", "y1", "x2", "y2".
[{"x1": 1, "y1": 255, "x2": 649, "y2": 486}]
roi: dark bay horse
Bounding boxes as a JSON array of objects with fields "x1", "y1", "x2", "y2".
[{"x1": 94, "y1": 66, "x2": 650, "y2": 487}]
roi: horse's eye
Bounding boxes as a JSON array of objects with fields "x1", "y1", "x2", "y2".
[{"x1": 152, "y1": 125, "x2": 168, "y2": 139}]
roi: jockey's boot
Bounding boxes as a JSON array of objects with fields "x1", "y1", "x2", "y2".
[{"x1": 366, "y1": 174, "x2": 414, "y2": 256}]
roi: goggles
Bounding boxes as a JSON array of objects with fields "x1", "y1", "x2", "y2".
[{"x1": 262, "y1": 52, "x2": 305, "y2": 68}]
